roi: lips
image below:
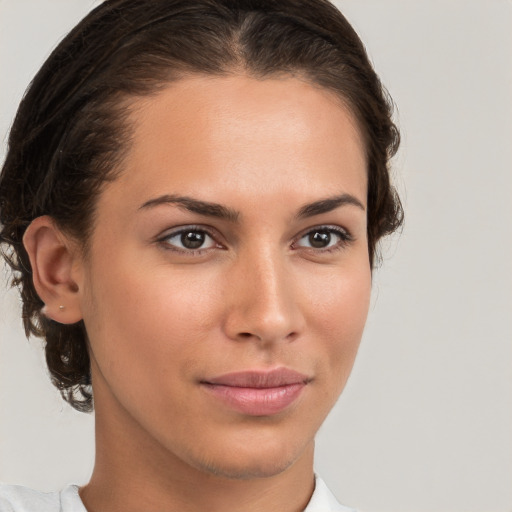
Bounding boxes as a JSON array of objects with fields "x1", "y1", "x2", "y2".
[{"x1": 201, "y1": 368, "x2": 310, "y2": 416}]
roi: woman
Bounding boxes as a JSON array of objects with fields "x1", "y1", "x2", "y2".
[{"x1": 0, "y1": 0, "x2": 402, "y2": 511}]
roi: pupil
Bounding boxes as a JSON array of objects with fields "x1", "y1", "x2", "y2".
[
  {"x1": 309, "y1": 231, "x2": 331, "y2": 248},
  {"x1": 181, "y1": 231, "x2": 205, "y2": 249}
]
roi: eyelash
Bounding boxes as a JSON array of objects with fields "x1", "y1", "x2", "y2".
[
  {"x1": 157, "y1": 225, "x2": 221, "y2": 256},
  {"x1": 156, "y1": 225, "x2": 353, "y2": 256},
  {"x1": 292, "y1": 225, "x2": 353, "y2": 253}
]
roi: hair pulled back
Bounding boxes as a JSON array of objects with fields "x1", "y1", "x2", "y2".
[{"x1": 0, "y1": 0, "x2": 403, "y2": 412}]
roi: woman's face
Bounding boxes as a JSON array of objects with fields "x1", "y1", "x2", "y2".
[{"x1": 77, "y1": 74, "x2": 371, "y2": 479}]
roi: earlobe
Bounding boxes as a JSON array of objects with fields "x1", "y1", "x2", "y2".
[{"x1": 23, "y1": 216, "x2": 83, "y2": 324}]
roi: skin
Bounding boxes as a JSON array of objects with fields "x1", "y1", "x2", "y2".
[{"x1": 24, "y1": 74, "x2": 371, "y2": 512}]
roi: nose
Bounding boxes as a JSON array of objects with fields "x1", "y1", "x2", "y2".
[{"x1": 222, "y1": 247, "x2": 305, "y2": 345}]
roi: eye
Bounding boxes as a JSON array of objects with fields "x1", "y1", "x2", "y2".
[
  {"x1": 294, "y1": 226, "x2": 352, "y2": 251},
  {"x1": 159, "y1": 227, "x2": 219, "y2": 253}
]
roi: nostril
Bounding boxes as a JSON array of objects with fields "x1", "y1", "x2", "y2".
[{"x1": 239, "y1": 332, "x2": 252, "y2": 339}]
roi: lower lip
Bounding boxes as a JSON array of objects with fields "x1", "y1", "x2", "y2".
[{"x1": 202, "y1": 382, "x2": 306, "y2": 416}]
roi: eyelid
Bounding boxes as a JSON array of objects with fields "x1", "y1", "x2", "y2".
[
  {"x1": 154, "y1": 223, "x2": 354, "y2": 256},
  {"x1": 156, "y1": 225, "x2": 224, "y2": 254},
  {"x1": 291, "y1": 224, "x2": 354, "y2": 251}
]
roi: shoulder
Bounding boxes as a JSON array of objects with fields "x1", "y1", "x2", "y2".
[
  {"x1": 0, "y1": 483, "x2": 85, "y2": 512},
  {"x1": 305, "y1": 476, "x2": 357, "y2": 512}
]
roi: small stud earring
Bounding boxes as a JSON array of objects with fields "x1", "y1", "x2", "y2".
[{"x1": 59, "y1": 305, "x2": 65, "y2": 311}]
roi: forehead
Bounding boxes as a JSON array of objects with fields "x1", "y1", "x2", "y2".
[{"x1": 103, "y1": 74, "x2": 367, "y2": 212}]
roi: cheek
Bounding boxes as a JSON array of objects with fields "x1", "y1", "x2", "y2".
[
  {"x1": 303, "y1": 259, "x2": 371, "y2": 379},
  {"x1": 81, "y1": 252, "x2": 222, "y2": 372}
]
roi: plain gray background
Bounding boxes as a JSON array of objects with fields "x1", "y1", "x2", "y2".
[{"x1": 1, "y1": 1, "x2": 511, "y2": 511}]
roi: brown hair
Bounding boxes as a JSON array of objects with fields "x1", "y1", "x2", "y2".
[{"x1": 0, "y1": 0, "x2": 403, "y2": 412}]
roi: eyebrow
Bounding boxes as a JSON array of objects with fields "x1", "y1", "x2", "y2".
[
  {"x1": 139, "y1": 194, "x2": 240, "y2": 222},
  {"x1": 139, "y1": 193, "x2": 365, "y2": 221},
  {"x1": 296, "y1": 193, "x2": 365, "y2": 218}
]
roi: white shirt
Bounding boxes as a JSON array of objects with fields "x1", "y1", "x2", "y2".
[{"x1": 0, "y1": 476, "x2": 355, "y2": 512}]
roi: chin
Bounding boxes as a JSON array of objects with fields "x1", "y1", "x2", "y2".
[
  {"x1": 192, "y1": 453, "x2": 297, "y2": 480},
  {"x1": 185, "y1": 431, "x2": 313, "y2": 481}
]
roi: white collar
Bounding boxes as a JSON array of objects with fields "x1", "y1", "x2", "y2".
[{"x1": 304, "y1": 476, "x2": 356, "y2": 512}]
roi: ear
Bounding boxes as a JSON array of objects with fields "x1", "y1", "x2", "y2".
[{"x1": 23, "y1": 215, "x2": 83, "y2": 324}]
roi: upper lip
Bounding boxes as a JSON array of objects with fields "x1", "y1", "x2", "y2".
[{"x1": 202, "y1": 367, "x2": 310, "y2": 388}]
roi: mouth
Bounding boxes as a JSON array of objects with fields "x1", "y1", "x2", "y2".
[{"x1": 200, "y1": 368, "x2": 311, "y2": 416}]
